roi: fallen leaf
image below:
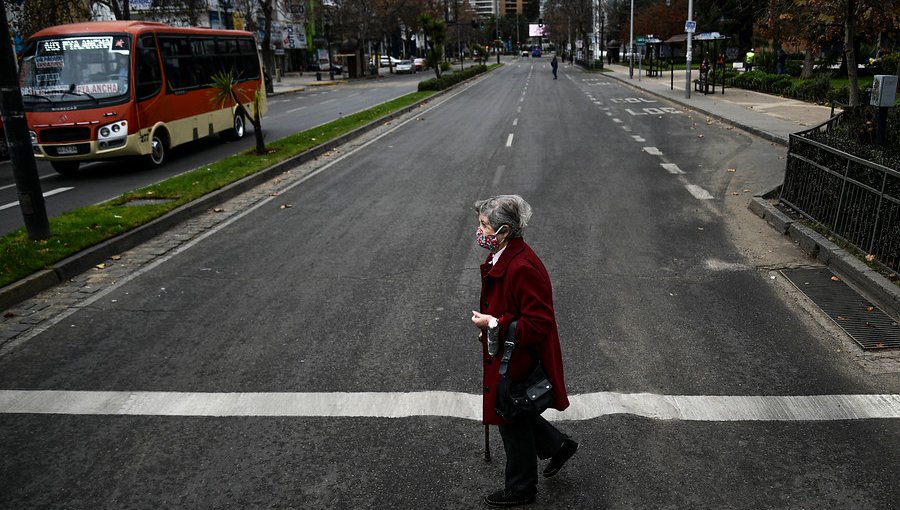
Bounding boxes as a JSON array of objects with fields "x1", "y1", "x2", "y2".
[
  {"x1": 731, "y1": 192, "x2": 740, "y2": 196},
  {"x1": 867, "y1": 306, "x2": 875, "y2": 312},
  {"x1": 875, "y1": 342, "x2": 886, "y2": 348},
  {"x1": 213, "y1": 207, "x2": 224, "y2": 213},
  {"x1": 831, "y1": 276, "x2": 840, "y2": 282},
  {"x1": 95, "y1": 263, "x2": 106, "y2": 270},
  {"x1": 743, "y1": 189, "x2": 752, "y2": 193},
  {"x1": 3, "y1": 311, "x2": 16, "y2": 318},
  {"x1": 836, "y1": 315, "x2": 848, "y2": 320},
  {"x1": 727, "y1": 168, "x2": 736, "y2": 172},
  {"x1": 698, "y1": 134, "x2": 704, "y2": 138},
  {"x1": 111, "y1": 255, "x2": 122, "y2": 261},
  {"x1": 279, "y1": 204, "x2": 293, "y2": 209},
  {"x1": 865, "y1": 254, "x2": 875, "y2": 262}
]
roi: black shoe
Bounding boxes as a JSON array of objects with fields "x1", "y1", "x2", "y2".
[
  {"x1": 543, "y1": 438, "x2": 578, "y2": 478},
  {"x1": 484, "y1": 489, "x2": 536, "y2": 507}
]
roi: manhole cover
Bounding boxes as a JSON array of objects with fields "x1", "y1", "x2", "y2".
[{"x1": 781, "y1": 267, "x2": 900, "y2": 350}]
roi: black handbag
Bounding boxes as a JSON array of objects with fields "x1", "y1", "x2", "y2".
[{"x1": 494, "y1": 320, "x2": 554, "y2": 421}]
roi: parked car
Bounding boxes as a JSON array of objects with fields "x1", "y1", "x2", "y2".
[
  {"x1": 310, "y1": 61, "x2": 342, "y2": 73},
  {"x1": 379, "y1": 55, "x2": 401, "y2": 67},
  {"x1": 532, "y1": 48, "x2": 542, "y2": 57},
  {"x1": 395, "y1": 60, "x2": 415, "y2": 74},
  {"x1": 414, "y1": 57, "x2": 426, "y2": 70},
  {"x1": 521, "y1": 50, "x2": 530, "y2": 57}
]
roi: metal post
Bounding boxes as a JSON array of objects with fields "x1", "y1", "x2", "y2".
[
  {"x1": 484, "y1": 424, "x2": 491, "y2": 462},
  {"x1": 0, "y1": 0, "x2": 50, "y2": 240},
  {"x1": 629, "y1": 0, "x2": 634, "y2": 78},
  {"x1": 685, "y1": 0, "x2": 693, "y2": 99}
]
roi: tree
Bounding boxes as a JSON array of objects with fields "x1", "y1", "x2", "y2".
[
  {"x1": 419, "y1": 13, "x2": 446, "y2": 78},
  {"x1": 209, "y1": 70, "x2": 267, "y2": 154},
  {"x1": 6, "y1": 0, "x2": 90, "y2": 39}
]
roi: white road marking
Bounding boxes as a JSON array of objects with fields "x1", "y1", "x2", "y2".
[
  {"x1": 492, "y1": 165, "x2": 505, "y2": 186},
  {"x1": 661, "y1": 163, "x2": 685, "y2": 174},
  {"x1": 321, "y1": 99, "x2": 336, "y2": 104},
  {"x1": 1, "y1": 390, "x2": 896, "y2": 422},
  {"x1": 512, "y1": 118, "x2": 518, "y2": 126},
  {"x1": 0, "y1": 187, "x2": 75, "y2": 211},
  {"x1": 686, "y1": 184, "x2": 715, "y2": 200},
  {"x1": 612, "y1": 118, "x2": 622, "y2": 123},
  {"x1": 517, "y1": 106, "x2": 522, "y2": 113},
  {"x1": 631, "y1": 135, "x2": 646, "y2": 142},
  {"x1": 506, "y1": 133, "x2": 514, "y2": 147},
  {"x1": 705, "y1": 258, "x2": 749, "y2": 271},
  {"x1": 287, "y1": 106, "x2": 307, "y2": 113},
  {"x1": 643, "y1": 147, "x2": 663, "y2": 155},
  {"x1": 622, "y1": 126, "x2": 632, "y2": 132}
]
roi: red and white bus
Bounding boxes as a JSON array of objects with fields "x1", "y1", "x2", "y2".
[{"x1": 18, "y1": 21, "x2": 266, "y2": 176}]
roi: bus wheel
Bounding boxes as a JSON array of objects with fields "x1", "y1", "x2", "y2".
[
  {"x1": 227, "y1": 114, "x2": 245, "y2": 140},
  {"x1": 51, "y1": 161, "x2": 80, "y2": 176},
  {"x1": 148, "y1": 132, "x2": 167, "y2": 167}
]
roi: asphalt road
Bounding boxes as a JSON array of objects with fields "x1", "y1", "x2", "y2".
[
  {"x1": 0, "y1": 73, "x2": 421, "y2": 235},
  {"x1": 1, "y1": 60, "x2": 897, "y2": 508}
]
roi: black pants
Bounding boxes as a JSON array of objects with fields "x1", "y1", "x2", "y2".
[{"x1": 498, "y1": 414, "x2": 566, "y2": 494}]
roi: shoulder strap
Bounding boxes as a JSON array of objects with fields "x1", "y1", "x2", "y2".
[
  {"x1": 498, "y1": 321, "x2": 540, "y2": 377},
  {"x1": 498, "y1": 320, "x2": 517, "y2": 376}
]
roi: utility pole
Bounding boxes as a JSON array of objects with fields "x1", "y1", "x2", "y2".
[{"x1": 0, "y1": 0, "x2": 50, "y2": 240}]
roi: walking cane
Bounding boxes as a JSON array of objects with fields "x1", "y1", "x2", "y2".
[{"x1": 483, "y1": 424, "x2": 491, "y2": 462}]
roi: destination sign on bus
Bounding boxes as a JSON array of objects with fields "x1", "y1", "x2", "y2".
[{"x1": 42, "y1": 37, "x2": 114, "y2": 52}]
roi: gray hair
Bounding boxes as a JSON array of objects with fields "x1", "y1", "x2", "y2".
[{"x1": 474, "y1": 195, "x2": 533, "y2": 238}]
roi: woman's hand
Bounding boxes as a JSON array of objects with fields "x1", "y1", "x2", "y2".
[{"x1": 471, "y1": 311, "x2": 496, "y2": 330}]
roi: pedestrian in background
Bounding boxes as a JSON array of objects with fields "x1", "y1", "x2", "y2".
[
  {"x1": 550, "y1": 55, "x2": 558, "y2": 79},
  {"x1": 777, "y1": 48, "x2": 787, "y2": 75},
  {"x1": 471, "y1": 195, "x2": 576, "y2": 508},
  {"x1": 745, "y1": 48, "x2": 755, "y2": 72}
]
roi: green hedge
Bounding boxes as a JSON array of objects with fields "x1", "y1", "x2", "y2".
[{"x1": 418, "y1": 64, "x2": 488, "y2": 91}]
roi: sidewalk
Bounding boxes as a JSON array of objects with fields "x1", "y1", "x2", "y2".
[
  {"x1": 598, "y1": 62, "x2": 835, "y2": 146},
  {"x1": 594, "y1": 61, "x2": 900, "y2": 321}
]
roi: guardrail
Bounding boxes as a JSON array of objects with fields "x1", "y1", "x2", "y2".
[{"x1": 780, "y1": 110, "x2": 900, "y2": 272}]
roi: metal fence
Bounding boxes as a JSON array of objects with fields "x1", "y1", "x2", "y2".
[{"x1": 780, "y1": 112, "x2": 900, "y2": 272}]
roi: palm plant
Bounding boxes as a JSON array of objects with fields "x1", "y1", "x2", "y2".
[{"x1": 209, "y1": 70, "x2": 266, "y2": 154}]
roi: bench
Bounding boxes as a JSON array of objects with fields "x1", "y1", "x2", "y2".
[{"x1": 693, "y1": 78, "x2": 714, "y2": 94}]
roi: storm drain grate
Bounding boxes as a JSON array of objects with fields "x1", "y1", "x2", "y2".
[{"x1": 781, "y1": 267, "x2": 900, "y2": 350}]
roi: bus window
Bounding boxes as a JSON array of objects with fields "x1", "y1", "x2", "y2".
[{"x1": 136, "y1": 35, "x2": 162, "y2": 100}]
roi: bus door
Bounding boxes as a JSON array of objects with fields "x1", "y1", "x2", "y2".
[{"x1": 134, "y1": 34, "x2": 164, "y2": 158}]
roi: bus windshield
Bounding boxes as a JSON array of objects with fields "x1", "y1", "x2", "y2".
[{"x1": 19, "y1": 34, "x2": 131, "y2": 106}]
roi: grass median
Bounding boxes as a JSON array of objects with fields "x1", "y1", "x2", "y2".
[{"x1": 0, "y1": 90, "x2": 436, "y2": 289}]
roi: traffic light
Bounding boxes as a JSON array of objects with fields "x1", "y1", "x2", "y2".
[{"x1": 538, "y1": 18, "x2": 543, "y2": 27}]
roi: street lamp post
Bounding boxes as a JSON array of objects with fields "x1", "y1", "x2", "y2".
[
  {"x1": 629, "y1": 0, "x2": 634, "y2": 78},
  {"x1": 685, "y1": 0, "x2": 693, "y2": 98}
]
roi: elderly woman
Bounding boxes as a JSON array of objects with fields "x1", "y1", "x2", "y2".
[{"x1": 470, "y1": 195, "x2": 576, "y2": 507}]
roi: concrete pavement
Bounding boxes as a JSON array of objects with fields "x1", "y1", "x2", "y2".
[
  {"x1": 588, "y1": 60, "x2": 900, "y2": 321},
  {"x1": 3, "y1": 57, "x2": 899, "y2": 327}
]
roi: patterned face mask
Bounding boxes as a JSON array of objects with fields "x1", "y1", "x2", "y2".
[{"x1": 476, "y1": 225, "x2": 506, "y2": 251}]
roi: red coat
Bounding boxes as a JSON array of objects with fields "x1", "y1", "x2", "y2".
[{"x1": 478, "y1": 237, "x2": 570, "y2": 425}]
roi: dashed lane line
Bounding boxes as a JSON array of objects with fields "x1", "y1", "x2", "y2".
[
  {"x1": 661, "y1": 163, "x2": 685, "y2": 174},
  {"x1": 643, "y1": 147, "x2": 663, "y2": 156},
  {"x1": 1, "y1": 390, "x2": 896, "y2": 422},
  {"x1": 0, "y1": 187, "x2": 74, "y2": 211},
  {"x1": 506, "y1": 133, "x2": 514, "y2": 147},
  {"x1": 685, "y1": 184, "x2": 715, "y2": 200}
]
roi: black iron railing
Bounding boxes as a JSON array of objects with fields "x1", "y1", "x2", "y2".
[{"x1": 780, "y1": 111, "x2": 900, "y2": 272}]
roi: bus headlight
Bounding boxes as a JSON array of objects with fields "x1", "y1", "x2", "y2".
[{"x1": 97, "y1": 121, "x2": 127, "y2": 149}]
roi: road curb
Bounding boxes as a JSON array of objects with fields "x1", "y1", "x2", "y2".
[
  {"x1": 600, "y1": 70, "x2": 789, "y2": 147},
  {"x1": 749, "y1": 196, "x2": 900, "y2": 320},
  {"x1": 0, "y1": 67, "x2": 494, "y2": 312}
]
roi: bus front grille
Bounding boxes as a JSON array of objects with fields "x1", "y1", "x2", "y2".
[{"x1": 40, "y1": 127, "x2": 91, "y2": 143}]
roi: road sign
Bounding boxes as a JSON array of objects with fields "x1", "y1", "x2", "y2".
[
  {"x1": 685, "y1": 20, "x2": 696, "y2": 33},
  {"x1": 635, "y1": 35, "x2": 647, "y2": 47}
]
